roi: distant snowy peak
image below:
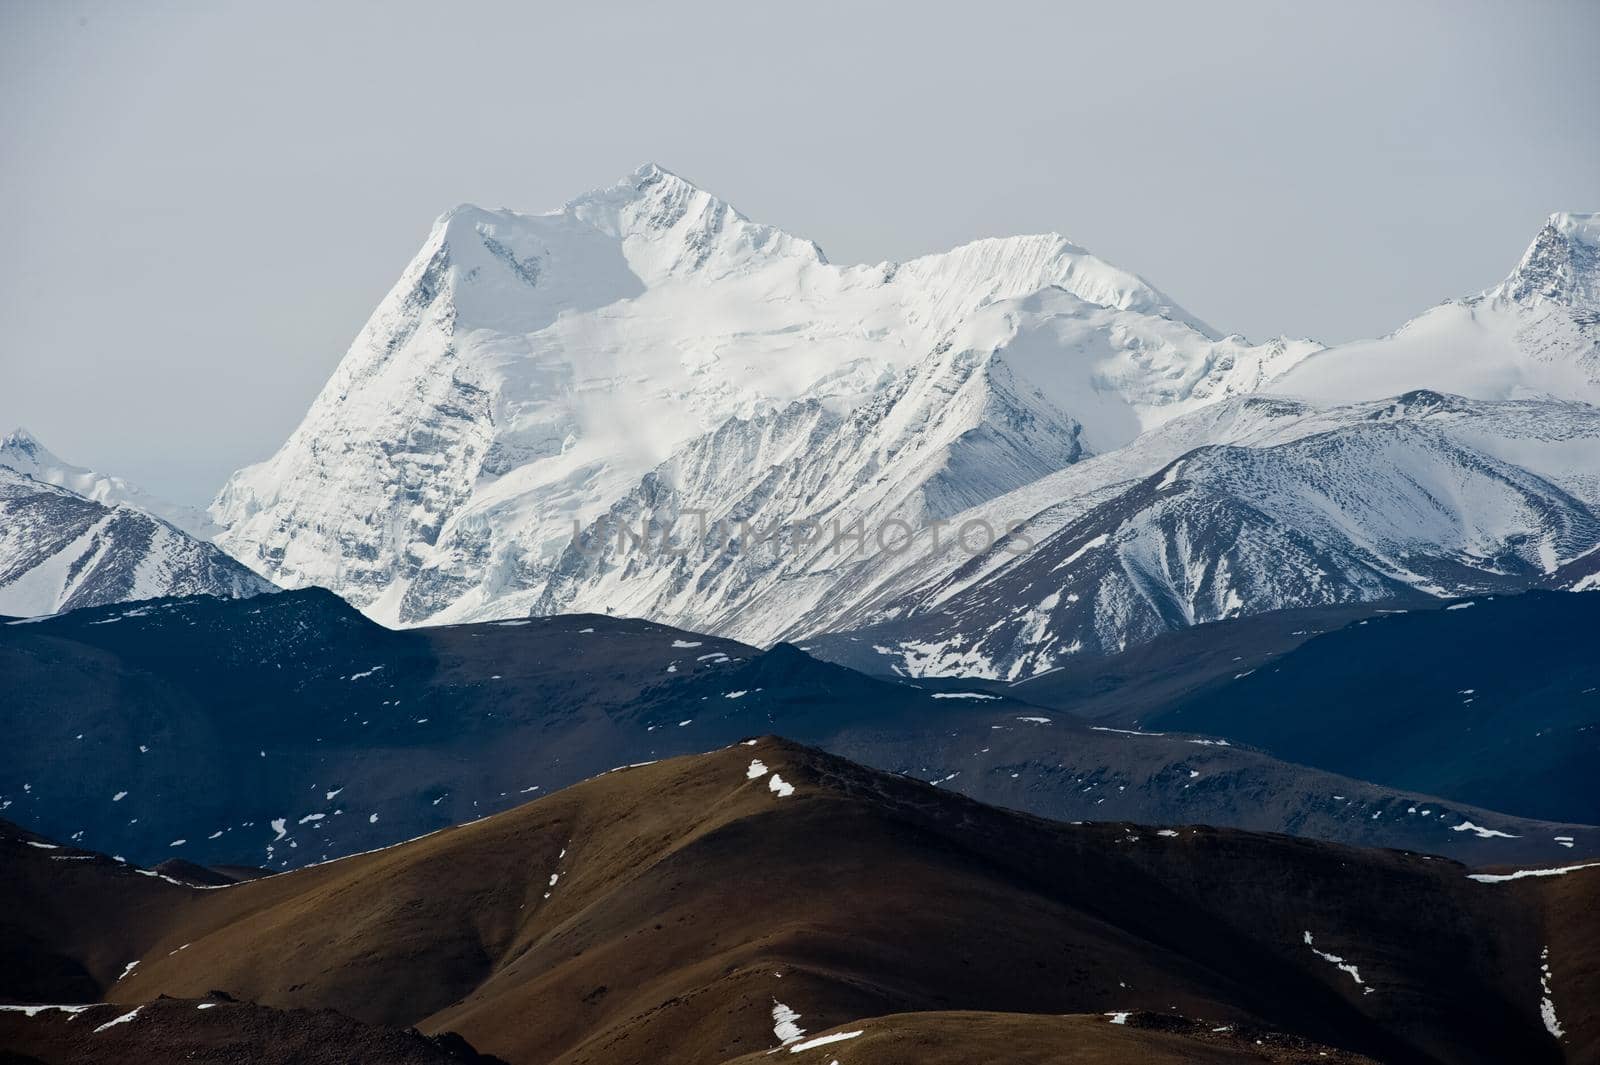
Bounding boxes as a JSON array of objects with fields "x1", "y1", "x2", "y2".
[
  {"x1": 1267, "y1": 211, "x2": 1600, "y2": 408},
  {"x1": 0, "y1": 428, "x2": 216, "y2": 538},
  {"x1": 0, "y1": 466, "x2": 273, "y2": 617},
  {"x1": 1491, "y1": 211, "x2": 1600, "y2": 312},
  {"x1": 0, "y1": 427, "x2": 53, "y2": 470}
]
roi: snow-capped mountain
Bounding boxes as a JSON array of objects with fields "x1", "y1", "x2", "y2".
[
  {"x1": 0, "y1": 459, "x2": 273, "y2": 618},
  {"x1": 212, "y1": 169, "x2": 1597, "y2": 654},
  {"x1": 1272, "y1": 212, "x2": 1600, "y2": 406},
  {"x1": 0, "y1": 428, "x2": 216, "y2": 537},
  {"x1": 806, "y1": 392, "x2": 1600, "y2": 678},
  {"x1": 212, "y1": 164, "x2": 1318, "y2": 627}
]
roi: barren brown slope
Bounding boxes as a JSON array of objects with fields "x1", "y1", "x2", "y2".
[
  {"x1": 0, "y1": 821, "x2": 190, "y2": 1004},
  {"x1": 2, "y1": 740, "x2": 1594, "y2": 1065}
]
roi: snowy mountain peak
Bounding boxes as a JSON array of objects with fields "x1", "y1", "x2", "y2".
[
  {"x1": 1493, "y1": 211, "x2": 1600, "y2": 311},
  {"x1": 2, "y1": 428, "x2": 86, "y2": 484},
  {"x1": 0, "y1": 429, "x2": 216, "y2": 538},
  {"x1": 564, "y1": 161, "x2": 725, "y2": 218},
  {"x1": 208, "y1": 166, "x2": 1337, "y2": 627},
  {"x1": 375, "y1": 165, "x2": 829, "y2": 335},
  {"x1": 1549, "y1": 210, "x2": 1600, "y2": 245},
  {"x1": 0, "y1": 426, "x2": 47, "y2": 462},
  {"x1": 562, "y1": 162, "x2": 828, "y2": 277}
]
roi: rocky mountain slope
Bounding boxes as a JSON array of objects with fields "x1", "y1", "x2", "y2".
[
  {"x1": 1, "y1": 589, "x2": 1590, "y2": 871},
  {"x1": 0, "y1": 461, "x2": 272, "y2": 618},
  {"x1": 3, "y1": 741, "x2": 1594, "y2": 1065},
  {"x1": 804, "y1": 392, "x2": 1600, "y2": 677},
  {"x1": 843, "y1": 589, "x2": 1600, "y2": 828}
]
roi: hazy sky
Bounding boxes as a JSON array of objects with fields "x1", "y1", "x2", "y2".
[{"x1": 2, "y1": 0, "x2": 1596, "y2": 505}]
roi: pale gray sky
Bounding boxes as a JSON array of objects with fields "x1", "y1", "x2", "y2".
[{"x1": 2, "y1": 0, "x2": 1596, "y2": 505}]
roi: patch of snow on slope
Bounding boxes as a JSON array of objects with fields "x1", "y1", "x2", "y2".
[
  {"x1": 92, "y1": 1006, "x2": 143, "y2": 1033},
  {"x1": 1452, "y1": 820, "x2": 1520, "y2": 839},
  {"x1": 1469, "y1": 862, "x2": 1600, "y2": 883},
  {"x1": 1303, "y1": 931, "x2": 1371, "y2": 991},
  {"x1": 1540, "y1": 946, "x2": 1563, "y2": 1040},
  {"x1": 771, "y1": 1001, "x2": 805, "y2": 1045},
  {"x1": 787, "y1": 1030, "x2": 863, "y2": 1053}
]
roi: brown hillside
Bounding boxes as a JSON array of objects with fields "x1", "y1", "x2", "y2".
[{"x1": 2, "y1": 739, "x2": 1593, "y2": 1065}]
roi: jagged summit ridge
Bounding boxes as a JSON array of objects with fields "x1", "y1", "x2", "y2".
[{"x1": 563, "y1": 162, "x2": 829, "y2": 277}]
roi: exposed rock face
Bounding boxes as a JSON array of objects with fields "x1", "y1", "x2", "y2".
[
  {"x1": 0, "y1": 463, "x2": 272, "y2": 617},
  {"x1": 811, "y1": 394, "x2": 1600, "y2": 678}
]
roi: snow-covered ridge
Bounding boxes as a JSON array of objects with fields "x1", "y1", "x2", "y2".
[
  {"x1": 803, "y1": 393, "x2": 1600, "y2": 679},
  {"x1": 0, "y1": 428, "x2": 215, "y2": 538},
  {"x1": 0, "y1": 463, "x2": 274, "y2": 617}
]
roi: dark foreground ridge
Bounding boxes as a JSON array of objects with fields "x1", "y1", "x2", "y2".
[
  {"x1": 874, "y1": 590, "x2": 1600, "y2": 827},
  {"x1": 0, "y1": 995, "x2": 507, "y2": 1065},
  {"x1": 2, "y1": 589, "x2": 1592, "y2": 872},
  {"x1": 1116, "y1": 591, "x2": 1600, "y2": 823},
  {"x1": 2, "y1": 740, "x2": 1595, "y2": 1065}
]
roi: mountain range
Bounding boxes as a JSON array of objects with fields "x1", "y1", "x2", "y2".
[
  {"x1": 4, "y1": 171, "x2": 1595, "y2": 677},
  {"x1": 201, "y1": 167, "x2": 1600, "y2": 658}
]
